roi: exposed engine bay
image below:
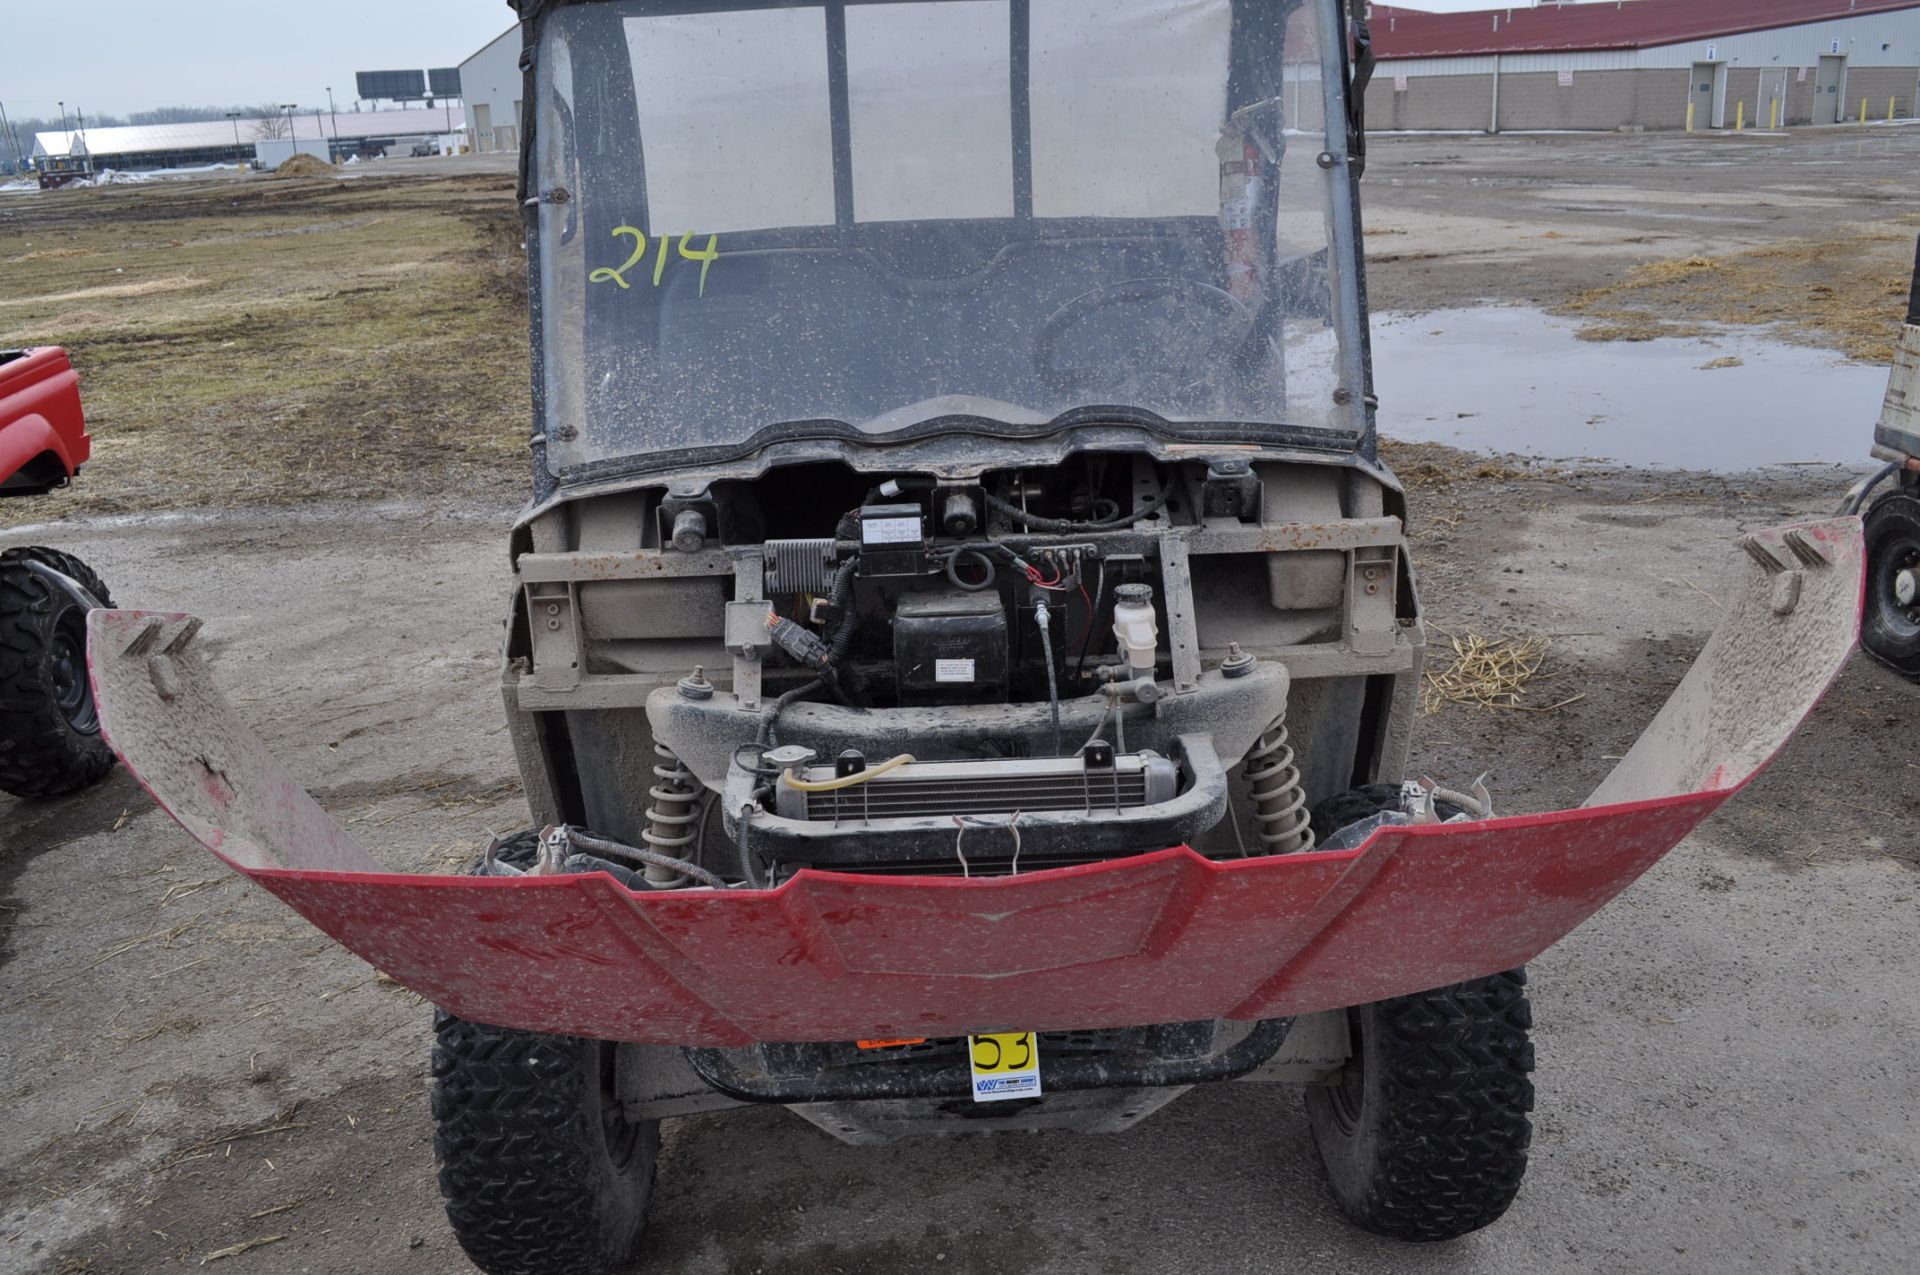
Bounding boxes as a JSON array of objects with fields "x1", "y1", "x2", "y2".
[{"x1": 503, "y1": 449, "x2": 1423, "y2": 888}]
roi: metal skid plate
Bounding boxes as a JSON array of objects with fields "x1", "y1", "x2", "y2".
[{"x1": 88, "y1": 520, "x2": 1863, "y2": 1047}]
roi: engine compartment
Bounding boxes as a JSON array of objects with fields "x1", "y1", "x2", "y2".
[{"x1": 505, "y1": 448, "x2": 1423, "y2": 886}]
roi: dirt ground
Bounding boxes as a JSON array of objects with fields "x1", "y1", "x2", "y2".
[{"x1": 4, "y1": 128, "x2": 1919, "y2": 1275}]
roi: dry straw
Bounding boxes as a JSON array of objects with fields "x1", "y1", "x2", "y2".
[{"x1": 1421, "y1": 630, "x2": 1586, "y2": 716}]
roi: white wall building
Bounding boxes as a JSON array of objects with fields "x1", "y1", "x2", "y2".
[{"x1": 460, "y1": 27, "x2": 524, "y2": 154}]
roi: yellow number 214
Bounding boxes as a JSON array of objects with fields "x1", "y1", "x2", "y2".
[{"x1": 590, "y1": 226, "x2": 719, "y2": 297}]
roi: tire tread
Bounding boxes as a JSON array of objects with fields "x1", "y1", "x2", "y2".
[{"x1": 0, "y1": 546, "x2": 114, "y2": 799}]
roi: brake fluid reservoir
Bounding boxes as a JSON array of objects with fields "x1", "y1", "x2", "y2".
[{"x1": 1111, "y1": 583, "x2": 1159, "y2": 676}]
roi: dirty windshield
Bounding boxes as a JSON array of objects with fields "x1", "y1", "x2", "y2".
[{"x1": 533, "y1": 0, "x2": 1358, "y2": 475}]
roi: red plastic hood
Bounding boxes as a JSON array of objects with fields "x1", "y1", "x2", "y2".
[{"x1": 88, "y1": 520, "x2": 1863, "y2": 1046}]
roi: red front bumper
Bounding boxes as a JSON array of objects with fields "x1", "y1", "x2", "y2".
[{"x1": 88, "y1": 520, "x2": 1862, "y2": 1047}]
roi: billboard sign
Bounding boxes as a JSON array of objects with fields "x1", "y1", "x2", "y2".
[
  {"x1": 356, "y1": 69, "x2": 427, "y2": 101},
  {"x1": 428, "y1": 67, "x2": 463, "y2": 98}
]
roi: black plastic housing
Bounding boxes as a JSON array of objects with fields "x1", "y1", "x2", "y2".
[{"x1": 894, "y1": 590, "x2": 1007, "y2": 705}]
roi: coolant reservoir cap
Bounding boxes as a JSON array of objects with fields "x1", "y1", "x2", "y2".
[{"x1": 1114, "y1": 583, "x2": 1153, "y2": 606}]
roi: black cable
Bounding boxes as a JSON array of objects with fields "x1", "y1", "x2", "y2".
[
  {"x1": 736, "y1": 802, "x2": 763, "y2": 889},
  {"x1": 1075, "y1": 558, "x2": 1106, "y2": 684},
  {"x1": 825, "y1": 556, "x2": 859, "y2": 662},
  {"x1": 756, "y1": 677, "x2": 826, "y2": 748},
  {"x1": 561, "y1": 828, "x2": 730, "y2": 889},
  {"x1": 982, "y1": 483, "x2": 1171, "y2": 533}
]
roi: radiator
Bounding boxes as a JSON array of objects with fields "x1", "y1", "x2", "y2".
[{"x1": 773, "y1": 752, "x2": 1179, "y2": 823}]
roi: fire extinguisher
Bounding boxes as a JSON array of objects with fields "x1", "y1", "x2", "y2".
[{"x1": 1216, "y1": 124, "x2": 1264, "y2": 308}]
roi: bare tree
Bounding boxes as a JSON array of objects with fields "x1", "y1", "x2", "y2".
[{"x1": 252, "y1": 106, "x2": 291, "y2": 141}]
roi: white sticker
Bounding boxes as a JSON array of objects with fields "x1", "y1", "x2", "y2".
[
  {"x1": 934, "y1": 658, "x2": 976, "y2": 683},
  {"x1": 861, "y1": 516, "x2": 921, "y2": 545}
]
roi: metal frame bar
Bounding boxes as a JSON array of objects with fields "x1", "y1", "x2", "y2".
[
  {"x1": 1009, "y1": 0, "x2": 1034, "y2": 219},
  {"x1": 825, "y1": 1, "x2": 856, "y2": 229}
]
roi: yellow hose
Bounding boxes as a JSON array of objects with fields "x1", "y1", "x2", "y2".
[{"x1": 780, "y1": 753, "x2": 915, "y2": 792}]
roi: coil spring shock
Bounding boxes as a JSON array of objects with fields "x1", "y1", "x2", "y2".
[
  {"x1": 1244, "y1": 710, "x2": 1314, "y2": 854},
  {"x1": 643, "y1": 743, "x2": 703, "y2": 885}
]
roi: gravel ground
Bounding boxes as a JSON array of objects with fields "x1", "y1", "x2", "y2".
[{"x1": 3, "y1": 128, "x2": 1918, "y2": 1274}]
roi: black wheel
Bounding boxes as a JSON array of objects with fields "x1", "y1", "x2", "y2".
[
  {"x1": 432, "y1": 1012, "x2": 659, "y2": 1275},
  {"x1": 0, "y1": 546, "x2": 115, "y2": 799},
  {"x1": 1305, "y1": 970, "x2": 1535, "y2": 1241},
  {"x1": 1862, "y1": 489, "x2": 1920, "y2": 681}
]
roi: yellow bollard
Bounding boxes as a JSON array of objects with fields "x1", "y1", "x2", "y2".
[
  {"x1": 1771, "y1": 98, "x2": 1780, "y2": 130},
  {"x1": 1686, "y1": 101, "x2": 1695, "y2": 133},
  {"x1": 1861, "y1": 97, "x2": 1869, "y2": 124},
  {"x1": 1737, "y1": 100, "x2": 1745, "y2": 131},
  {"x1": 1891, "y1": 96, "x2": 1899, "y2": 123}
]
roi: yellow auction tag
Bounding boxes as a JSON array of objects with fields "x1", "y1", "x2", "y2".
[{"x1": 968, "y1": 1032, "x2": 1042, "y2": 1102}]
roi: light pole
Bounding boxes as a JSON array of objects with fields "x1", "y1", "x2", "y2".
[
  {"x1": 280, "y1": 103, "x2": 297, "y2": 154},
  {"x1": 225, "y1": 110, "x2": 242, "y2": 160},
  {"x1": 0, "y1": 100, "x2": 20, "y2": 174},
  {"x1": 326, "y1": 86, "x2": 338, "y2": 140},
  {"x1": 57, "y1": 100, "x2": 68, "y2": 133}
]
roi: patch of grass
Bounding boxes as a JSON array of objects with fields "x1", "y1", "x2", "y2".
[
  {"x1": 1557, "y1": 224, "x2": 1914, "y2": 363},
  {"x1": 1, "y1": 174, "x2": 528, "y2": 526}
]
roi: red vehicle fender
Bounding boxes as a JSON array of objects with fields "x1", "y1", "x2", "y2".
[
  {"x1": 86, "y1": 519, "x2": 1863, "y2": 1046},
  {"x1": 0, "y1": 347, "x2": 89, "y2": 490}
]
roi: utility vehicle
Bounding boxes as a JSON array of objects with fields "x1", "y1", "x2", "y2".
[
  {"x1": 1844, "y1": 234, "x2": 1920, "y2": 681},
  {"x1": 1, "y1": 347, "x2": 114, "y2": 798},
  {"x1": 89, "y1": 3, "x2": 1863, "y2": 1272}
]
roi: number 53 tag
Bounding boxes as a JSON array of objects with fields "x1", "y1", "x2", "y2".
[{"x1": 968, "y1": 1032, "x2": 1042, "y2": 1102}]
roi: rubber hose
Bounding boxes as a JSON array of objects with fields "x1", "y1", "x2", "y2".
[
  {"x1": 982, "y1": 485, "x2": 1170, "y2": 533},
  {"x1": 780, "y1": 752, "x2": 915, "y2": 792},
  {"x1": 1841, "y1": 461, "x2": 1900, "y2": 516},
  {"x1": 565, "y1": 828, "x2": 729, "y2": 889},
  {"x1": 562, "y1": 853, "x2": 644, "y2": 889},
  {"x1": 1037, "y1": 605, "x2": 1063, "y2": 756},
  {"x1": 946, "y1": 548, "x2": 997, "y2": 592}
]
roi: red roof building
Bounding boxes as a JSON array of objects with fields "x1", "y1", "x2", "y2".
[
  {"x1": 1361, "y1": 0, "x2": 1920, "y2": 131},
  {"x1": 1370, "y1": 1, "x2": 1920, "y2": 59}
]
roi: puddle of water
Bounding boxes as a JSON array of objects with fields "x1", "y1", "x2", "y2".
[{"x1": 1371, "y1": 307, "x2": 1884, "y2": 469}]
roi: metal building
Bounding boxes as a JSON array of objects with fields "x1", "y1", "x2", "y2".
[
  {"x1": 459, "y1": 27, "x2": 523, "y2": 154},
  {"x1": 29, "y1": 108, "x2": 463, "y2": 173},
  {"x1": 1370, "y1": 0, "x2": 1920, "y2": 132}
]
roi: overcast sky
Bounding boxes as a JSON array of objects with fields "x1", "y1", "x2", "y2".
[
  {"x1": 0, "y1": 0, "x2": 514, "y2": 121},
  {"x1": 0, "y1": 0, "x2": 1571, "y2": 124}
]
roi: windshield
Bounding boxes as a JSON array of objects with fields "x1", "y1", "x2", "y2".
[{"x1": 532, "y1": 0, "x2": 1364, "y2": 475}]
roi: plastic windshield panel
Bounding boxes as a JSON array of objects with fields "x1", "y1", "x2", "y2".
[{"x1": 532, "y1": 0, "x2": 1361, "y2": 473}]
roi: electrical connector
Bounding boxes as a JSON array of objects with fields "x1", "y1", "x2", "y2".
[{"x1": 766, "y1": 613, "x2": 834, "y2": 672}]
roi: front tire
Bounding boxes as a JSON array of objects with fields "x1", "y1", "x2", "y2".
[
  {"x1": 432, "y1": 1012, "x2": 659, "y2": 1275},
  {"x1": 1305, "y1": 970, "x2": 1535, "y2": 1241},
  {"x1": 1862, "y1": 489, "x2": 1920, "y2": 681},
  {"x1": 0, "y1": 546, "x2": 115, "y2": 799}
]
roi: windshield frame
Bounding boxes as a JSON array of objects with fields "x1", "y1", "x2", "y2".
[{"x1": 519, "y1": 0, "x2": 1375, "y2": 496}]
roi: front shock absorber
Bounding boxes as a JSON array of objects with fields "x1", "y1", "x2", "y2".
[
  {"x1": 642, "y1": 742, "x2": 704, "y2": 887},
  {"x1": 1244, "y1": 709, "x2": 1315, "y2": 854}
]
